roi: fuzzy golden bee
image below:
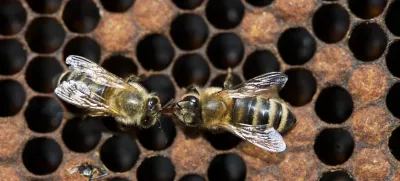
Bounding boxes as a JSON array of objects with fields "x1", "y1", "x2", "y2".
[
  {"x1": 54, "y1": 55, "x2": 162, "y2": 128},
  {"x1": 165, "y1": 70, "x2": 296, "y2": 152}
]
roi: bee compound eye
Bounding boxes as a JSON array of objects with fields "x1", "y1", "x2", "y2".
[{"x1": 183, "y1": 95, "x2": 199, "y2": 104}]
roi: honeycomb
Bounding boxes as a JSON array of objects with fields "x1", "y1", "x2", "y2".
[{"x1": 0, "y1": 0, "x2": 399, "y2": 180}]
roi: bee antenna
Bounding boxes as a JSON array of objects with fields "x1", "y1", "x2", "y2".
[{"x1": 157, "y1": 117, "x2": 169, "y2": 148}]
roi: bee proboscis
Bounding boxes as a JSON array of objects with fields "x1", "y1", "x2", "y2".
[
  {"x1": 54, "y1": 55, "x2": 163, "y2": 128},
  {"x1": 68, "y1": 162, "x2": 109, "y2": 181},
  {"x1": 164, "y1": 69, "x2": 296, "y2": 152}
]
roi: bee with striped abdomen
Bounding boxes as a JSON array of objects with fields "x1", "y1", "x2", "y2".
[
  {"x1": 54, "y1": 55, "x2": 162, "y2": 128},
  {"x1": 68, "y1": 162, "x2": 109, "y2": 181},
  {"x1": 164, "y1": 69, "x2": 296, "y2": 152}
]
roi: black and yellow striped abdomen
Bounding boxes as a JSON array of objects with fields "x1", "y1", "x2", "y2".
[{"x1": 230, "y1": 96, "x2": 296, "y2": 134}]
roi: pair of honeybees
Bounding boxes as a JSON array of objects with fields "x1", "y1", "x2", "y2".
[{"x1": 55, "y1": 55, "x2": 296, "y2": 153}]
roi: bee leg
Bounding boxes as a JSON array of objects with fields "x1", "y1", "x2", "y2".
[
  {"x1": 184, "y1": 84, "x2": 200, "y2": 94},
  {"x1": 125, "y1": 74, "x2": 147, "y2": 84},
  {"x1": 223, "y1": 67, "x2": 233, "y2": 90}
]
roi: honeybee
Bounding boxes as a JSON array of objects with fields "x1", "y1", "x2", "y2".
[
  {"x1": 164, "y1": 69, "x2": 296, "y2": 152},
  {"x1": 68, "y1": 162, "x2": 109, "y2": 181},
  {"x1": 54, "y1": 55, "x2": 162, "y2": 128}
]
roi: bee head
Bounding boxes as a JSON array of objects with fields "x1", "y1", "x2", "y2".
[
  {"x1": 140, "y1": 96, "x2": 162, "y2": 128},
  {"x1": 173, "y1": 94, "x2": 202, "y2": 127}
]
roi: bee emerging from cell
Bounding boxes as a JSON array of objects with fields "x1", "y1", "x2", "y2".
[
  {"x1": 163, "y1": 69, "x2": 297, "y2": 152},
  {"x1": 54, "y1": 55, "x2": 165, "y2": 129},
  {"x1": 68, "y1": 162, "x2": 109, "y2": 181}
]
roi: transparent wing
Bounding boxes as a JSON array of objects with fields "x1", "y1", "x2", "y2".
[
  {"x1": 55, "y1": 80, "x2": 119, "y2": 115},
  {"x1": 65, "y1": 55, "x2": 127, "y2": 89},
  {"x1": 223, "y1": 123, "x2": 286, "y2": 152},
  {"x1": 225, "y1": 72, "x2": 288, "y2": 98}
]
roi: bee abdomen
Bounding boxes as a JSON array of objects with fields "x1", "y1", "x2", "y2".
[{"x1": 231, "y1": 97, "x2": 296, "y2": 134}]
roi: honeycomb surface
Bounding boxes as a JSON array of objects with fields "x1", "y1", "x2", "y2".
[{"x1": 0, "y1": 0, "x2": 399, "y2": 180}]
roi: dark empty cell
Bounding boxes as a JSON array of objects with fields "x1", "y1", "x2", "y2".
[
  {"x1": 348, "y1": 22, "x2": 387, "y2": 62},
  {"x1": 63, "y1": 37, "x2": 101, "y2": 64},
  {"x1": 386, "y1": 41, "x2": 400, "y2": 78},
  {"x1": 210, "y1": 73, "x2": 242, "y2": 88},
  {"x1": 348, "y1": 0, "x2": 387, "y2": 19},
  {"x1": 25, "y1": 97, "x2": 63, "y2": 133},
  {"x1": 26, "y1": 0, "x2": 62, "y2": 14},
  {"x1": 277, "y1": 27, "x2": 316, "y2": 65},
  {"x1": 62, "y1": 117, "x2": 102, "y2": 153},
  {"x1": 208, "y1": 153, "x2": 246, "y2": 181},
  {"x1": 22, "y1": 137, "x2": 63, "y2": 175},
  {"x1": 243, "y1": 50, "x2": 280, "y2": 80},
  {"x1": 108, "y1": 178, "x2": 130, "y2": 181},
  {"x1": 137, "y1": 34, "x2": 175, "y2": 70},
  {"x1": 320, "y1": 170, "x2": 354, "y2": 181},
  {"x1": 245, "y1": 0, "x2": 273, "y2": 7},
  {"x1": 170, "y1": 13, "x2": 209, "y2": 50},
  {"x1": 0, "y1": 39, "x2": 26, "y2": 75},
  {"x1": 62, "y1": 0, "x2": 100, "y2": 33},
  {"x1": 386, "y1": 83, "x2": 400, "y2": 119},
  {"x1": 0, "y1": 80, "x2": 26, "y2": 117},
  {"x1": 180, "y1": 174, "x2": 206, "y2": 181},
  {"x1": 389, "y1": 126, "x2": 400, "y2": 161},
  {"x1": 101, "y1": 55, "x2": 137, "y2": 79},
  {"x1": 100, "y1": 0, "x2": 134, "y2": 12},
  {"x1": 203, "y1": 131, "x2": 242, "y2": 150},
  {"x1": 137, "y1": 156, "x2": 175, "y2": 181},
  {"x1": 101, "y1": 116, "x2": 130, "y2": 133},
  {"x1": 100, "y1": 134, "x2": 140, "y2": 172},
  {"x1": 205, "y1": 0, "x2": 244, "y2": 29},
  {"x1": 137, "y1": 114, "x2": 176, "y2": 151},
  {"x1": 0, "y1": 0, "x2": 26, "y2": 35},
  {"x1": 312, "y1": 4, "x2": 350, "y2": 43},
  {"x1": 173, "y1": 54, "x2": 210, "y2": 87},
  {"x1": 25, "y1": 17, "x2": 66, "y2": 53},
  {"x1": 314, "y1": 128, "x2": 354, "y2": 166},
  {"x1": 172, "y1": 0, "x2": 203, "y2": 10},
  {"x1": 141, "y1": 75, "x2": 175, "y2": 105},
  {"x1": 278, "y1": 68, "x2": 317, "y2": 107},
  {"x1": 207, "y1": 33, "x2": 244, "y2": 69},
  {"x1": 315, "y1": 86, "x2": 353, "y2": 124},
  {"x1": 25, "y1": 56, "x2": 63, "y2": 93},
  {"x1": 386, "y1": 1, "x2": 400, "y2": 36}
]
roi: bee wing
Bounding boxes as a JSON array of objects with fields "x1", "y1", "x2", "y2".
[
  {"x1": 65, "y1": 55, "x2": 127, "y2": 89},
  {"x1": 55, "y1": 80, "x2": 119, "y2": 115},
  {"x1": 223, "y1": 123, "x2": 286, "y2": 152},
  {"x1": 225, "y1": 72, "x2": 288, "y2": 98}
]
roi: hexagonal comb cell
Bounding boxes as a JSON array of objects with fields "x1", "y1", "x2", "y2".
[
  {"x1": 0, "y1": 79, "x2": 26, "y2": 117},
  {"x1": 205, "y1": 0, "x2": 244, "y2": 29},
  {"x1": 100, "y1": 0, "x2": 134, "y2": 12},
  {"x1": 243, "y1": 50, "x2": 280, "y2": 80},
  {"x1": 170, "y1": 13, "x2": 209, "y2": 51},
  {"x1": 25, "y1": 17, "x2": 65, "y2": 53},
  {"x1": 172, "y1": 0, "x2": 204, "y2": 10},
  {"x1": 137, "y1": 34, "x2": 175, "y2": 71},
  {"x1": 137, "y1": 114, "x2": 176, "y2": 151},
  {"x1": 173, "y1": 53, "x2": 210, "y2": 87},
  {"x1": 245, "y1": 0, "x2": 273, "y2": 7},
  {"x1": 348, "y1": 0, "x2": 387, "y2": 19},
  {"x1": 207, "y1": 33, "x2": 244, "y2": 69},
  {"x1": 315, "y1": 86, "x2": 353, "y2": 124},
  {"x1": 0, "y1": 0, "x2": 26, "y2": 35},
  {"x1": 179, "y1": 174, "x2": 206, "y2": 181},
  {"x1": 63, "y1": 36, "x2": 101, "y2": 64},
  {"x1": 26, "y1": 0, "x2": 62, "y2": 14},
  {"x1": 25, "y1": 56, "x2": 63, "y2": 93},
  {"x1": 314, "y1": 128, "x2": 355, "y2": 166},
  {"x1": 320, "y1": 170, "x2": 354, "y2": 181},
  {"x1": 100, "y1": 134, "x2": 140, "y2": 172},
  {"x1": 62, "y1": 117, "x2": 102, "y2": 153},
  {"x1": 208, "y1": 153, "x2": 246, "y2": 181},
  {"x1": 62, "y1": 0, "x2": 100, "y2": 33},
  {"x1": 136, "y1": 156, "x2": 176, "y2": 181},
  {"x1": 0, "y1": 39, "x2": 26, "y2": 75},
  {"x1": 22, "y1": 137, "x2": 63, "y2": 175},
  {"x1": 312, "y1": 3, "x2": 350, "y2": 43},
  {"x1": 389, "y1": 126, "x2": 400, "y2": 161},
  {"x1": 101, "y1": 55, "x2": 138, "y2": 79},
  {"x1": 25, "y1": 96, "x2": 63, "y2": 133}
]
